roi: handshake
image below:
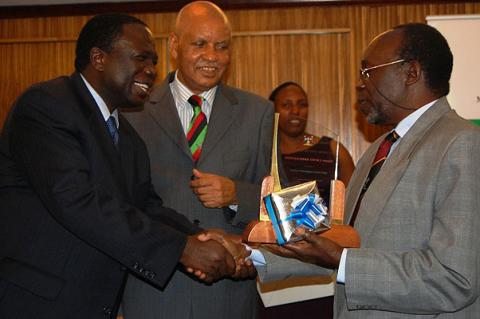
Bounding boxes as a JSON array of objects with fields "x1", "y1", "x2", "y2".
[{"x1": 179, "y1": 230, "x2": 257, "y2": 283}]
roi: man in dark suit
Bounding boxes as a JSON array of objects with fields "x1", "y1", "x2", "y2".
[
  {"x1": 122, "y1": 2, "x2": 273, "y2": 319},
  {"x1": 0, "y1": 13, "x2": 240, "y2": 319},
  {"x1": 258, "y1": 23, "x2": 480, "y2": 318}
]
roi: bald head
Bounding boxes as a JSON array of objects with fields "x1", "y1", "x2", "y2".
[
  {"x1": 170, "y1": 1, "x2": 232, "y2": 94},
  {"x1": 175, "y1": 1, "x2": 231, "y2": 37}
]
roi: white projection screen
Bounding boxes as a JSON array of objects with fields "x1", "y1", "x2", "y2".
[{"x1": 427, "y1": 15, "x2": 480, "y2": 125}]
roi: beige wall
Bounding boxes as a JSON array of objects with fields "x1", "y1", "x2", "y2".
[{"x1": 1, "y1": 2, "x2": 479, "y2": 162}]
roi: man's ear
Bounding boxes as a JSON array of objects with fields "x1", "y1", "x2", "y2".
[
  {"x1": 169, "y1": 32, "x2": 179, "y2": 60},
  {"x1": 405, "y1": 60, "x2": 421, "y2": 86},
  {"x1": 90, "y1": 47, "x2": 106, "y2": 72}
]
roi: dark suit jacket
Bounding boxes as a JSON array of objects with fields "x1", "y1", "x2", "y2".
[
  {"x1": 122, "y1": 72, "x2": 274, "y2": 319},
  {"x1": 0, "y1": 72, "x2": 199, "y2": 319}
]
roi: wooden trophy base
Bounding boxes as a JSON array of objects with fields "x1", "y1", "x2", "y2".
[
  {"x1": 242, "y1": 220, "x2": 277, "y2": 244},
  {"x1": 243, "y1": 220, "x2": 360, "y2": 248}
]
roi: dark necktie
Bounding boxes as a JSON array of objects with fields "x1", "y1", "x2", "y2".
[
  {"x1": 350, "y1": 130, "x2": 399, "y2": 226},
  {"x1": 186, "y1": 95, "x2": 208, "y2": 163},
  {"x1": 106, "y1": 115, "x2": 119, "y2": 147}
]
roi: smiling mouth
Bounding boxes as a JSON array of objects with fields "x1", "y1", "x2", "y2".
[
  {"x1": 198, "y1": 66, "x2": 217, "y2": 73},
  {"x1": 287, "y1": 117, "x2": 306, "y2": 125},
  {"x1": 133, "y1": 81, "x2": 151, "y2": 93}
]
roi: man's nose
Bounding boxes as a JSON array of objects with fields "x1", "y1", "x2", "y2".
[
  {"x1": 355, "y1": 77, "x2": 366, "y2": 91},
  {"x1": 144, "y1": 64, "x2": 157, "y2": 79},
  {"x1": 202, "y1": 44, "x2": 218, "y2": 61}
]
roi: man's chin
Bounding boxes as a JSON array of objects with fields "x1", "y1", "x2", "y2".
[
  {"x1": 196, "y1": 76, "x2": 222, "y2": 91},
  {"x1": 366, "y1": 113, "x2": 386, "y2": 125}
]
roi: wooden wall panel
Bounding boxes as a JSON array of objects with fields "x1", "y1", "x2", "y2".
[
  {"x1": 1, "y1": 1, "x2": 480, "y2": 162},
  {"x1": 227, "y1": 31, "x2": 353, "y2": 155},
  {"x1": 0, "y1": 36, "x2": 169, "y2": 130},
  {"x1": 0, "y1": 41, "x2": 76, "y2": 125}
]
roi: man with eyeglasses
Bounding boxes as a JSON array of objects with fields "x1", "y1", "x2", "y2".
[{"x1": 257, "y1": 23, "x2": 480, "y2": 318}]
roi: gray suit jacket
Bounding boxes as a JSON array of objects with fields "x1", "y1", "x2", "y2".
[
  {"x1": 122, "y1": 72, "x2": 274, "y2": 319},
  {"x1": 258, "y1": 98, "x2": 480, "y2": 318}
]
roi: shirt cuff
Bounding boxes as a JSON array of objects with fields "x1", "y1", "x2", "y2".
[
  {"x1": 243, "y1": 245, "x2": 266, "y2": 266},
  {"x1": 336, "y1": 248, "x2": 348, "y2": 284}
]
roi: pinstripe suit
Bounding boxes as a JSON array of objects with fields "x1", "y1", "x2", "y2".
[{"x1": 122, "y1": 72, "x2": 274, "y2": 319}]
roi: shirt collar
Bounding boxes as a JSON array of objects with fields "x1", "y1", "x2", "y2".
[
  {"x1": 80, "y1": 73, "x2": 118, "y2": 128},
  {"x1": 394, "y1": 99, "x2": 438, "y2": 138},
  {"x1": 171, "y1": 70, "x2": 217, "y2": 107}
]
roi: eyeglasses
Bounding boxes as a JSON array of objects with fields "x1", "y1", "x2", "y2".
[{"x1": 359, "y1": 59, "x2": 405, "y2": 79}]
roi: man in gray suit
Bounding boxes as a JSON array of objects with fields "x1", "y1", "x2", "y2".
[
  {"x1": 122, "y1": 1, "x2": 272, "y2": 318},
  {"x1": 258, "y1": 23, "x2": 480, "y2": 318}
]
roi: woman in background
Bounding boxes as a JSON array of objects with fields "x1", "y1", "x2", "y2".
[
  {"x1": 258, "y1": 82, "x2": 355, "y2": 319},
  {"x1": 270, "y1": 81, "x2": 354, "y2": 206}
]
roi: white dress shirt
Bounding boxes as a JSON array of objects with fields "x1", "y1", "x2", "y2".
[
  {"x1": 169, "y1": 71, "x2": 216, "y2": 134},
  {"x1": 80, "y1": 73, "x2": 119, "y2": 127}
]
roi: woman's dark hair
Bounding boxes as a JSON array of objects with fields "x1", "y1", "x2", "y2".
[{"x1": 269, "y1": 82, "x2": 307, "y2": 102}]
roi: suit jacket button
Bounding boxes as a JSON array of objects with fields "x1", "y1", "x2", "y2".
[
  {"x1": 133, "y1": 263, "x2": 144, "y2": 273},
  {"x1": 193, "y1": 219, "x2": 200, "y2": 226},
  {"x1": 143, "y1": 270, "x2": 155, "y2": 279},
  {"x1": 103, "y1": 307, "x2": 112, "y2": 315}
]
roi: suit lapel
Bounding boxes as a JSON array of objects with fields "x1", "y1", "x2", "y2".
[
  {"x1": 147, "y1": 74, "x2": 192, "y2": 160},
  {"x1": 344, "y1": 138, "x2": 382, "y2": 223},
  {"x1": 70, "y1": 73, "x2": 129, "y2": 197},
  {"x1": 353, "y1": 98, "x2": 452, "y2": 240},
  {"x1": 197, "y1": 83, "x2": 238, "y2": 166}
]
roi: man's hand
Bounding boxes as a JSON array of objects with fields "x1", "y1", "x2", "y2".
[
  {"x1": 179, "y1": 235, "x2": 236, "y2": 283},
  {"x1": 190, "y1": 169, "x2": 237, "y2": 208},
  {"x1": 263, "y1": 232, "x2": 343, "y2": 269},
  {"x1": 198, "y1": 230, "x2": 257, "y2": 279}
]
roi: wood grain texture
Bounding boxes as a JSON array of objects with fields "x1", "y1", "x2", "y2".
[{"x1": 1, "y1": 1, "x2": 479, "y2": 162}]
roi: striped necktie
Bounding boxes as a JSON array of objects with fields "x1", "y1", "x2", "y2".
[
  {"x1": 106, "y1": 115, "x2": 119, "y2": 147},
  {"x1": 350, "y1": 130, "x2": 399, "y2": 225},
  {"x1": 362, "y1": 130, "x2": 399, "y2": 192},
  {"x1": 186, "y1": 95, "x2": 207, "y2": 162}
]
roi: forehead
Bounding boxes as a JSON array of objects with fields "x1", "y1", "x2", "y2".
[
  {"x1": 362, "y1": 30, "x2": 403, "y2": 65},
  {"x1": 180, "y1": 16, "x2": 231, "y2": 41},
  {"x1": 116, "y1": 23, "x2": 155, "y2": 49},
  {"x1": 278, "y1": 85, "x2": 307, "y2": 99}
]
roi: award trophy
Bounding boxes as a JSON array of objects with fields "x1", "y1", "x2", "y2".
[
  {"x1": 242, "y1": 114, "x2": 281, "y2": 243},
  {"x1": 243, "y1": 114, "x2": 360, "y2": 248}
]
